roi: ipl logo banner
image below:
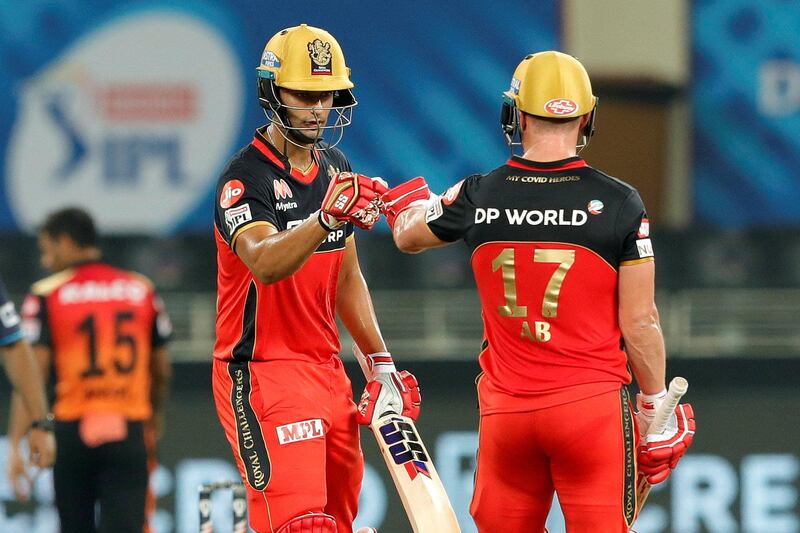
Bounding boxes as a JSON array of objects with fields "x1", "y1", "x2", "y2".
[{"x1": 5, "y1": 8, "x2": 244, "y2": 232}]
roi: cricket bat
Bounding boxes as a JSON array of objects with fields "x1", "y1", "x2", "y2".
[
  {"x1": 634, "y1": 376, "x2": 689, "y2": 518},
  {"x1": 353, "y1": 346, "x2": 461, "y2": 533}
]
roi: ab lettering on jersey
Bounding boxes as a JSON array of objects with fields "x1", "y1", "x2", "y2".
[{"x1": 475, "y1": 208, "x2": 587, "y2": 226}]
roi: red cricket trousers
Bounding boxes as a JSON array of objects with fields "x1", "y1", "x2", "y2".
[
  {"x1": 212, "y1": 357, "x2": 363, "y2": 533},
  {"x1": 471, "y1": 386, "x2": 638, "y2": 533}
]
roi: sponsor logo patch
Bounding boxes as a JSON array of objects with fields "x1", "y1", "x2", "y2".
[
  {"x1": 636, "y1": 238, "x2": 654, "y2": 258},
  {"x1": 442, "y1": 179, "x2": 464, "y2": 206},
  {"x1": 544, "y1": 98, "x2": 578, "y2": 116},
  {"x1": 637, "y1": 218, "x2": 650, "y2": 238},
  {"x1": 475, "y1": 208, "x2": 587, "y2": 226},
  {"x1": 276, "y1": 419, "x2": 325, "y2": 444},
  {"x1": 220, "y1": 179, "x2": 245, "y2": 208},
  {"x1": 307, "y1": 39, "x2": 332, "y2": 75},
  {"x1": 587, "y1": 199, "x2": 604, "y2": 215},
  {"x1": 59, "y1": 280, "x2": 148, "y2": 304},
  {"x1": 0, "y1": 302, "x2": 21, "y2": 329},
  {"x1": 225, "y1": 203, "x2": 253, "y2": 234},
  {"x1": 425, "y1": 198, "x2": 444, "y2": 222},
  {"x1": 378, "y1": 417, "x2": 431, "y2": 480},
  {"x1": 260, "y1": 50, "x2": 281, "y2": 69},
  {"x1": 273, "y1": 179, "x2": 293, "y2": 200},
  {"x1": 275, "y1": 201, "x2": 298, "y2": 211}
]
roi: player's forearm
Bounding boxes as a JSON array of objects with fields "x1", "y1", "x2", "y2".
[
  {"x1": 392, "y1": 206, "x2": 448, "y2": 254},
  {"x1": 8, "y1": 392, "x2": 32, "y2": 446},
  {"x1": 337, "y1": 267, "x2": 387, "y2": 355},
  {"x1": 621, "y1": 306, "x2": 667, "y2": 394},
  {"x1": 3, "y1": 342, "x2": 49, "y2": 422},
  {"x1": 247, "y1": 215, "x2": 330, "y2": 284}
]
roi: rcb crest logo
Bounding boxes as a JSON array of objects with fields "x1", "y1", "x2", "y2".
[{"x1": 307, "y1": 39, "x2": 332, "y2": 75}]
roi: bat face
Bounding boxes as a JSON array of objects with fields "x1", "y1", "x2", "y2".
[
  {"x1": 376, "y1": 416, "x2": 432, "y2": 480},
  {"x1": 370, "y1": 414, "x2": 461, "y2": 533}
]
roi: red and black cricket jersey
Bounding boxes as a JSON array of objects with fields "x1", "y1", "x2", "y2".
[
  {"x1": 21, "y1": 262, "x2": 171, "y2": 421},
  {"x1": 213, "y1": 128, "x2": 354, "y2": 364},
  {"x1": 427, "y1": 156, "x2": 654, "y2": 405}
]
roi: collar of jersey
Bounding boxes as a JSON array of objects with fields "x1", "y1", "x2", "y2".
[
  {"x1": 251, "y1": 129, "x2": 320, "y2": 184},
  {"x1": 507, "y1": 155, "x2": 587, "y2": 172}
]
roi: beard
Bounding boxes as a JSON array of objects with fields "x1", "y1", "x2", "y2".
[{"x1": 286, "y1": 124, "x2": 322, "y2": 145}]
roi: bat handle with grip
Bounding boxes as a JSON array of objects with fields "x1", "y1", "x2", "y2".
[
  {"x1": 634, "y1": 376, "x2": 689, "y2": 520},
  {"x1": 649, "y1": 377, "x2": 688, "y2": 434}
]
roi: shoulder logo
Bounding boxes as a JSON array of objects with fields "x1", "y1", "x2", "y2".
[
  {"x1": 0, "y1": 301, "x2": 20, "y2": 329},
  {"x1": 308, "y1": 39, "x2": 332, "y2": 75},
  {"x1": 545, "y1": 98, "x2": 578, "y2": 116},
  {"x1": 273, "y1": 179, "x2": 293, "y2": 200},
  {"x1": 220, "y1": 179, "x2": 245, "y2": 208},
  {"x1": 587, "y1": 199, "x2": 604, "y2": 215},
  {"x1": 441, "y1": 179, "x2": 465, "y2": 206},
  {"x1": 637, "y1": 218, "x2": 650, "y2": 238},
  {"x1": 636, "y1": 238, "x2": 654, "y2": 258},
  {"x1": 224, "y1": 203, "x2": 253, "y2": 234}
]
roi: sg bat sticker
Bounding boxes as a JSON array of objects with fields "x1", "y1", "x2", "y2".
[{"x1": 378, "y1": 416, "x2": 432, "y2": 480}]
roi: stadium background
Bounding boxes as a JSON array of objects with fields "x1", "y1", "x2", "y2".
[{"x1": 0, "y1": 0, "x2": 798, "y2": 531}]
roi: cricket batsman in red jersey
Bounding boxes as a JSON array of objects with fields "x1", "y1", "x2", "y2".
[
  {"x1": 375, "y1": 52, "x2": 696, "y2": 532},
  {"x1": 212, "y1": 24, "x2": 418, "y2": 533}
]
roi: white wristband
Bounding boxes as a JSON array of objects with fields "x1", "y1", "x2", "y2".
[{"x1": 367, "y1": 352, "x2": 396, "y2": 374}]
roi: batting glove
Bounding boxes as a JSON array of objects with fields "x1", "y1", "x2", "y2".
[
  {"x1": 638, "y1": 403, "x2": 696, "y2": 484},
  {"x1": 355, "y1": 352, "x2": 421, "y2": 425},
  {"x1": 319, "y1": 172, "x2": 388, "y2": 231},
  {"x1": 379, "y1": 177, "x2": 432, "y2": 229}
]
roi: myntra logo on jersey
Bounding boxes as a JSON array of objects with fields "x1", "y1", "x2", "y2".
[
  {"x1": 276, "y1": 419, "x2": 324, "y2": 445},
  {"x1": 475, "y1": 208, "x2": 588, "y2": 226},
  {"x1": 5, "y1": 9, "x2": 243, "y2": 232},
  {"x1": 59, "y1": 280, "x2": 148, "y2": 304}
]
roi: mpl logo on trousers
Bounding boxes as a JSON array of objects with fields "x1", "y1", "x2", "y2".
[
  {"x1": 276, "y1": 419, "x2": 325, "y2": 444},
  {"x1": 6, "y1": 9, "x2": 244, "y2": 232}
]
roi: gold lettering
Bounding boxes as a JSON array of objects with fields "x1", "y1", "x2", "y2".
[
  {"x1": 491, "y1": 248, "x2": 527, "y2": 317},
  {"x1": 521, "y1": 321, "x2": 551, "y2": 342},
  {"x1": 534, "y1": 249, "x2": 575, "y2": 318}
]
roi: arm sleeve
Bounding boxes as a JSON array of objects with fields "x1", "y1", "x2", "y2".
[
  {"x1": 150, "y1": 293, "x2": 172, "y2": 348},
  {"x1": 20, "y1": 294, "x2": 51, "y2": 347},
  {"x1": 215, "y1": 169, "x2": 279, "y2": 248},
  {"x1": 616, "y1": 190, "x2": 654, "y2": 265},
  {"x1": 0, "y1": 279, "x2": 24, "y2": 346},
  {"x1": 425, "y1": 176, "x2": 476, "y2": 242}
]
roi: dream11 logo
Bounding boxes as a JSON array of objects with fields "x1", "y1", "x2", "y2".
[{"x1": 5, "y1": 8, "x2": 243, "y2": 232}]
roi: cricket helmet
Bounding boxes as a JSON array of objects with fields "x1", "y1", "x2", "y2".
[
  {"x1": 500, "y1": 51, "x2": 598, "y2": 151},
  {"x1": 257, "y1": 24, "x2": 356, "y2": 148}
]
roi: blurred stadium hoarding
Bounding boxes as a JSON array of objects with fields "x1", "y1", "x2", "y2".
[
  {"x1": 0, "y1": 0, "x2": 557, "y2": 233},
  {"x1": 693, "y1": 0, "x2": 800, "y2": 227}
]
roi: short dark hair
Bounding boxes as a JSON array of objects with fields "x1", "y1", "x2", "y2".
[{"x1": 40, "y1": 207, "x2": 98, "y2": 248}]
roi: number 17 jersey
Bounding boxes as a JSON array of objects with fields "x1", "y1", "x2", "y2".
[{"x1": 426, "y1": 156, "x2": 654, "y2": 410}]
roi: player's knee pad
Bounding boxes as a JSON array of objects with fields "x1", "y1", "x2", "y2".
[{"x1": 275, "y1": 513, "x2": 337, "y2": 533}]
